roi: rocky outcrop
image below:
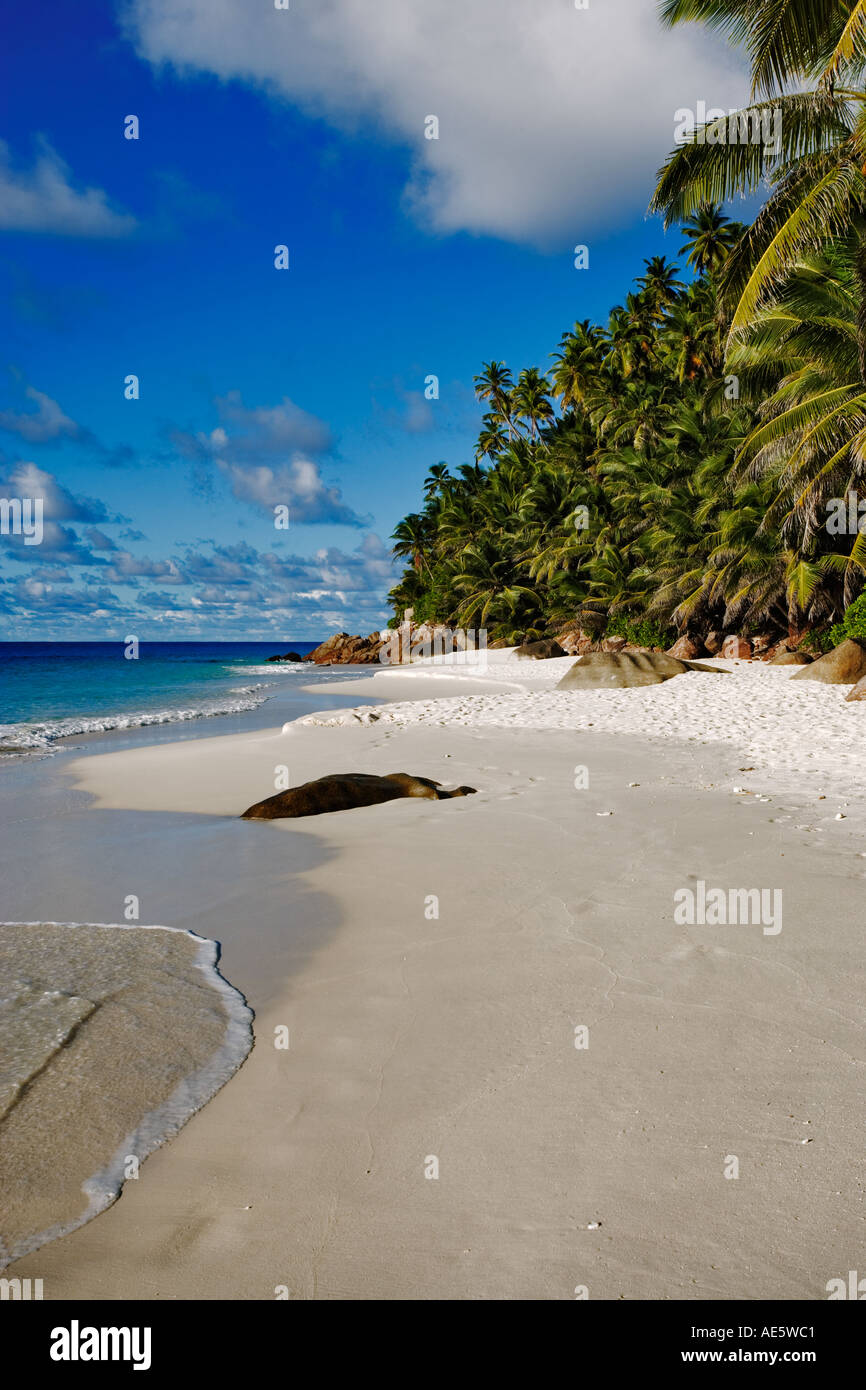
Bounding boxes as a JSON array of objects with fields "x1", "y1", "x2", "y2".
[
  {"x1": 556, "y1": 629, "x2": 593, "y2": 655},
  {"x1": 515, "y1": 638, "x2": 566, "y2": 660},
  {"x1": 304, "y1": 623, "x2": 490, "y2": 665},
  {"x1": 600, "y1": 635, "x2": 628, "y2": 653},
  {"x1": 266, "y1": 651, "x2": 305, "y2": 663},
  {"x1": 556, "y1": 651, "x2": 724, "y2": 690},
  {"x1": 845, "y1": 674, "x2": 866, "y2": 701},
  {"x1": 771, "y1": 650, "x2": 813, "y2": 666},
  {"x1": 302, "y1": 632, "x2": 386, "y2": 665},
  {"x1": 791, "y1": 638, "x2": 866, "y2": 685},
  {"x1": 241, "y1": 772, "x2": 477, "y2": 819},
  {"x1": 722, "y1": 636, "x2": 752, "y2": 659},
  {"x1": 667, "y1": 636, "x2": 703, "y2": 660},
  {"x1": 703, "y1": 631, "x2": 724, "y2": 655}
]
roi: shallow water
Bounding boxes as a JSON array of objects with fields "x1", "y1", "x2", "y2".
[
  {"x1": 0, "y1": 640, "x2": 363, "y2": 751},
  {"x1": 0, "y1": 921, "x2": 252, "y2": 1269}
]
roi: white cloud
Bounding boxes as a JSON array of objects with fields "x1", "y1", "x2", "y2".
[
  {"x1": 169, "y1": 390, "x2": 365, "y2": 524},
  {"x1": 217, "y1": 455, "x2": 368, "y2": 526},
  {"x1": 0, "y1": 387, "x2": 80, "y2": 442},
  {"x1": 0, "y1": 462, "x2": 113, "y2": 523},
  {"x1": 214, "y1": 390, "x2": 333, "y2": 457},
  {"x1": 125, "y1": 0, "x2": 746, "y2": 244},
  {"x1": 0, "y1": 139, "x2": 136, "y2": 237}
]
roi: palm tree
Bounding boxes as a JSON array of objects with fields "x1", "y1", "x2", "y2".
[
  {"x1": 654, "y1": 3, "x2": 866, "y2": 621},
  {"x1": 661, "y1": 280, "x2": 721, "y2": 382},
  {"x1": 423, "y1": 462, "x2": 452, "y2": 501},
  {"x1": 391, "y1": 513, "x2": 432, "y2": 576},
  {"x1": 473, "y1": 361, "x2": 516, "y2": 439},
  {"x1": 476, "y1": 412, "x2": 508, "y2": 461},
  {"x1": 651, "y1": 6, "x2": 866, "y2": 370},
  {"x1": 453, "y1": 535, "x2": 541, "y2": 633},
  {"x1": 678, "y1": 203, "x2": 743, "y2": 275},
  {"x1": 728, "y1": 244, "x2": 866, "y2": 585},
  {"x1": 638, "y1": 255, "x2": 686, "y2": 317},
  {"x1": 511, "y1": 367, "x2": 555, "y2": 441},
  {"x1": 659, "y1": 1, "x2": 865, "y2": 95},
  {"x1": 551, "y1": 320, "x2": 608, "y2": 412}
]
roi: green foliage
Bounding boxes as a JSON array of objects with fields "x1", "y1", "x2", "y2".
[
  {"x1": 840, "y1": 592, "x2": 866, "y2": 639},
  {"x1": 605, "y1": 615, "x2": 675, "y2": 649},
  {"x1": 822, "y1": 592, "x2": 866, "y2": 649}
]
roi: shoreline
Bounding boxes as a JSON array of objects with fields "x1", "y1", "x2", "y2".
[
  {"x1": 0, "y1": 920, "x2": 253, "y2": 1272},
  {"x1": 4, "y1": 657, "x2": 866, "y2": 1298}
]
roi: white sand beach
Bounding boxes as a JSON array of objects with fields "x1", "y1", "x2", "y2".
[{"x1": 6, "y1": 655, "x2": 866, "y2": 1300}]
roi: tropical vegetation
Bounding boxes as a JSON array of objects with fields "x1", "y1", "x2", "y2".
[{"x1": 388, "y1": 1, "x2": 866, "y2": 649}]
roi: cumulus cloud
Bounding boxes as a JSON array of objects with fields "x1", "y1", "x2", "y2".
[
  {"x1": 1, "y1": 528, "x2": 397, "y2": 635},
  {"x1": 0, "y1": 387, "x2": 80, "y2": 443},
  {"x1": 102, "y1": 551, "x2": 184, "y2": 583},
  {"x1": 0, "y1": 461, "x2": 393, "y2": 632},
  {"x1": 0, "y1": 462, "x2": 116, "y2": 524},
  {"x1": 214, "y1": 390, "x2": 334, "y2": 457},
  {"x1": 216, "y1": 456, "x2": 368, "y2": 526},
  {"x1": 83, "y1": 527, "x2": 119, "y2": 551},
  {"x1": 125, "y1": 0, "x2": 746, "y2": 244},
  {"x1": 0, "y1": 464, "x2": 128, "y2": 566},
  {"x1": 170, "y1": 390, "x2": 367, "y2": 525},
  {"x1": 172, "y1": 391, "x2": 334, "y2": 463},
  {"x1": 0, "y1": 138, "x2": 136, "y2": 237},
  {"x1": 0, "y1": 382, "x2": 138, "y2": 465}
]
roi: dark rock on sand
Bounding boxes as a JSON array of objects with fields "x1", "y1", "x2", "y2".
[
  {"x1": 791, "y1": 638, "x2": 866, "y2": 685},
  {"x1": 241, "y1": 772, "x2": 477, "y2": 819},
  {"x1": 515, "y1": 638, "x2": 565, "y2": 660},
  {"x1": 556, "y1": 650, "x2": 724, "y2": 690},
  {"x1": 771, "y1": 650, "x2": 813, "y2": 666}
]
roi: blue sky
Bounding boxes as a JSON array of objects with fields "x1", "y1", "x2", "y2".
[{"x1": 0, "y1": 0, "x2": 746, "y2": 640}]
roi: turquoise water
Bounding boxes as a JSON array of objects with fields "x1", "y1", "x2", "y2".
[{"x1": 0, "y1": 641, "x2": 321, "y2": 751}]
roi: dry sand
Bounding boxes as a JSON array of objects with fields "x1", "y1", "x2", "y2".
[{"x1": 7, "y1": 664, "x2": 866, "y2": 1299}]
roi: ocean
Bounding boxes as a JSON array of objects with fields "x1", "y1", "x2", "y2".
[{"x1": 0, "y1": 640, "x2": 332, "y2": 752}]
